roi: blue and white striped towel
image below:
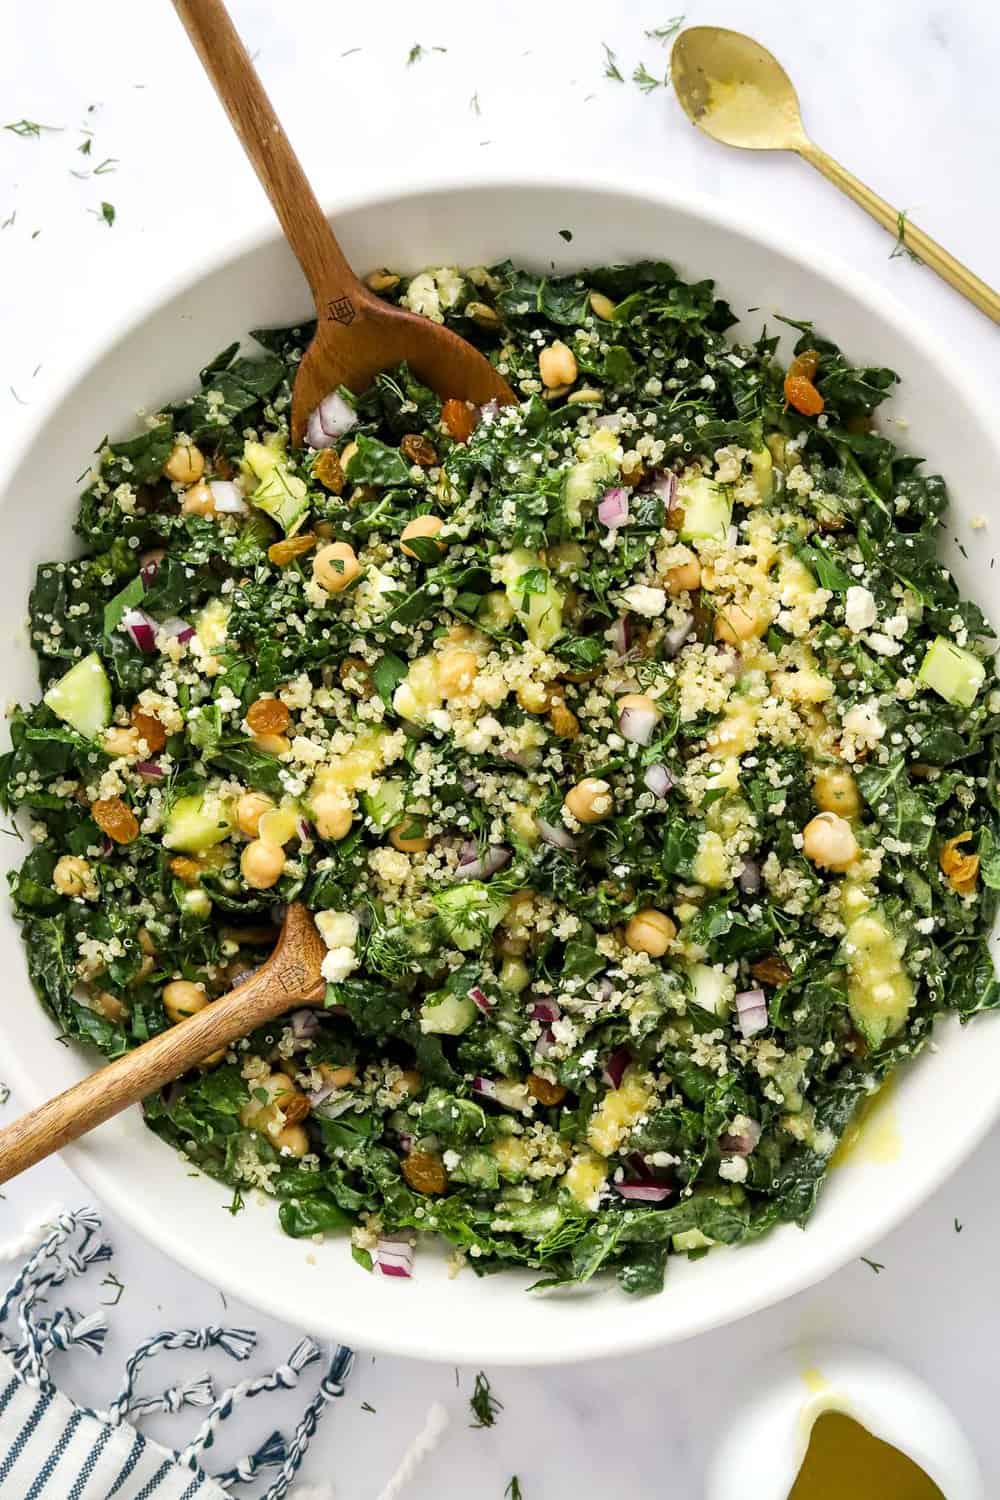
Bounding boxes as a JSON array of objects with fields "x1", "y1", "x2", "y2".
[{"x1": 0, "y1": 1208, "x2": 352, "y2": 1499}]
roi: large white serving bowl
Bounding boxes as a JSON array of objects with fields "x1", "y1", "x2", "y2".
[{"x1": 3, "y1": 174, "x2": 1000, "y2": 1365}]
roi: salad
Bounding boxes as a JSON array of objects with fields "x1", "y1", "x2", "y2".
[{"x1": 4, "y1": 256, "x2": 999, "y2": 1295}]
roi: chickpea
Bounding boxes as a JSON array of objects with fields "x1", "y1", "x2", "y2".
[
  {"x1": 499, "y1": 956, "x2": 530, "y2": 993},
  {"x1": 538, "y1": 340, "x2": 578, "y2": 389},
  {"x1": 236, "y1": 790, "x2": 275, "y2": 838},
  {"x1": 53, "y1": 854, "x2": 92, "y2": 898},
  {"x1": 251, "y1": 733, "x2": 291, "y2": 756},
  {"x1": 164, "y1": 442, "x2": 205, "y2": 485},
  {"x1": 588, "y1": 291, "x2": 617, "y2": 321},
  {"x1": 92, "y1": 989, "x2": 128, "y2": 1023},
  {"x1": 714, "y1": 601, "x2": 763, "y2": 645},
  {"x1": 397, "y1": 1069, "x2": 423, "y2": 1097},
  {"x1": 813, "y1": 767, "x2": 860, "y2": 819},
  {"x1": 312, "y1": 790, "x2": 354, "y2": 841},
  {"x1": 181, "y1": 481, "x2": 216, "y2": 517},
  {"x1": 495, "y1": 927, "x2": 528, "y2": 958},
  {"x1": 564, "y1": 777, "x2": 613, "y2": 825},
  {"x1": 625, "y1": 908, "x2": 677, "y2": 957},
  {"x1": 131, "y1": 955, "x2": 155, "y2": 986},
  {"x1": 665, "y1": 553, "x2": 702, "y2": 595},
  {"x1": 274, "y1": 1123, "x2": 309, "y2": 1157},
  {"x1": 313, "y1": 541, "x2": 360, "y2": 594},
  {"x1": 478, "y1": 590, "x2": 515, "y2": 630},
  {"x1": 241, "y1": 839, "x2": 286, "y2": 890},
  {"x1": 319, "y1": 1062, "x2": 358, "y2": 1090},
  {"x1": 162, "y1": 979, "x2": 209, "y2": 1025},
  {"x1": 389, "y1": 820, "x2": 431, "y2": 853},
  {"x1": 137, "y1": 925, "x2": 157, "y2": 957},
  {"x1": 363, "y1": 268, "x2": 400, "y2": 293},
  {"x1": 438, "y1": 648, "x2": 479, "y2": 699},
  {"x1": 102, "y1": 726, "x2": 141, "y2": 759},
  {"x1": 400, "y1": 515, "x2": 447, "y2": 558},
  {"x1": 802, "y1": 812, "x2": 859, "y2": 872}
]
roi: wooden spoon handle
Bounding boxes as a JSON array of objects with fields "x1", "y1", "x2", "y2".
[
  {"x1": 0, "y1": 904, "x2": 325, "y2": 1185},
  {"x1": 171, "y1": 0, "x2": 362, "y2": 313},
  {"x1": 799, "y1": 143, "x2": 1000, "y2": 324}
]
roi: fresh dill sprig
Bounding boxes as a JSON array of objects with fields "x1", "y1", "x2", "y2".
[
  {"x1": 100, "y1": 1272, "x2": 125, "y2": 1306},
  {"x1": 860, "y1": 1255, "x2": 884, "y2": 1274},
  {"x1": 602, "y1": 43, "x2": 624, "y2": 82},
  {"x1": 470, "y1": 92, "x2": 481, "y2": 115},
  {"x1": 889, "y1": 209, "x2": 921, "y2": 263},
  {"x1": 0, "y1": 1083, "x2": 9, "y2": 1106},
  {"x1": 226, "y1": 1186, "x2": 245, "y2": 1216},
  {"x1": 633, "y1": 61, "x2": 665, "y2": 93},
  {"x1": 362, "y1": 904, "x2": 413, "y2": 980},
  {"x1": 505, "y1": 1480, "x2": 523, "y2": 1500},
  {"x1": 645, "y1": 17, "x2": 685, "y2": 43},
  {"x1": 4, "y1": 120, "x2": 62, "y2": 138},
  {"x1": 469, "y1": 1370, "x2": 503, "y2": 1428}
]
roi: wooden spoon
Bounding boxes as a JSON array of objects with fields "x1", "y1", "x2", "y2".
[
  {"x1": 171, "y1": 0, "x2": 515, "y2": 441},
  {"x1": 0, "y1": 903, "x2": 326, "y2": 1184},
  {"x1": 671, "y1": 26, "x2": 1000, "y2": 323}
]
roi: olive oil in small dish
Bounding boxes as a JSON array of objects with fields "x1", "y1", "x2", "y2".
[{"x1": 789, "y1": 1410, "x2": 944, "y2": 1500}]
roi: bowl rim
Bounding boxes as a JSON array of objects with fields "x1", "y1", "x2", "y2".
[{"x1": 5, "y1": 167, "x2": 1000, "y2": 1364}]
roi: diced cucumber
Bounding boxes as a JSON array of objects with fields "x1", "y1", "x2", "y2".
[
  {"x1": 918, "y1": 636, "x2": 985, "y2": 708},
  {"x1": 562, "y1": 456, "x2": 616, "y2": 527},
  {"x1": 419, "y1": 991, "x2": 477, "y2": 1035},
  {"x1": 163, "y1": 792, "x2": 235, "y2": 853},
  {"x1": 242, "y1": 437, "x2": 310, "y2": 536},
  {"x1": 677, "y1": 474, "x2": 732, "y2": 542},
  {"x1": 493, "y1": 1201, "x2": 562, "y2": 1239},
  {"x1": 43, "y1": 653, "x2": 111, "y2": 740},
  {"x1": 686, "y1": 962, "x2": 735, "y2": 1017},
  {"x1": 257, "y1": 805, "x2": 300, "y2": 847},
  {"x1": 433, "y1": 881, "x2": 508, "y2": 952},
  {"x1": 448, "y1": 1149, "x2": 501, "y2": 1190},
  {"x1": 498, "y1": 547, "x2": 564, "y2": 649},
  {"x1": 672, "y1": 1228, "x2": 715, "y2": 1253},
  {"x1": 362, "y1": 778, "x2": 406, "y2": 831}
]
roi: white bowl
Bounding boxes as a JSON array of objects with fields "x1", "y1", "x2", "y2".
[{"x1": 4, "y1": 174, "x2": 1000, "y2": 1365}]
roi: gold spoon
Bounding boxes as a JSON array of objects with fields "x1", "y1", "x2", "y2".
[{"x1": 671, "y1": 26, "x2": 1000, "y2": 324}]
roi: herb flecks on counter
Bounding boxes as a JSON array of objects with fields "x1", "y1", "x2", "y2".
[{"x1": 4, "y1": 253, "x2": 998, "y2": 1296}]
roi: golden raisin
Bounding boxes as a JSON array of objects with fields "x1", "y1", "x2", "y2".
[
  {"x1": 401, "y1": 1149, "x2": 447, "y2": 1196},
  {"x1": 400, "y1": 433, "x2": 438, "y2": 467},
  {"x1": 130, "y1": 708, "x2": 167, "y2": 754},
  {"x1": 246, "y1": 698, "x2": 291, "y2": 736},
  {"x1": 548, "y1": 699, "x2": 580, "y2": 739},
  {"x1": 620, "y1": 460, "x2": 644, "y2": 487},
  {"x1": 170, "y1": 856, "x2": 201, "y2": 886},
  {"x1": 279, "y1": 1091, "x2": 311, "y2": 1127},
  {"x1": 787, "y1": 348, "x2": 820, "y2": 381},
  {"x1": 784, "y1": 373, "x2": 825, "y2": 417},
  {"x1": 92, "y1": 796, "x2": 139, "y2": 845},
  {"x1": 940, "y1": 831, "x2": 979, "y2": 895},
  {"x1": 339, "y1": 656, "x2": 374, "y2": 697},
  {"x1": 751, "y1": 955, "x2": 792, "y2": 988},
  {"x1": 441, "y1": 399, "x2": 476, "y2": 443},
  {"x1": 268, "y1": 531, "x2": 317, "y2": 567},
  {"x1": 312, "y1": 450, "x2": 345, "y2": 493},
  {"x1": 526, "y1": 1072, "x2": 567, "y2": 1106}
]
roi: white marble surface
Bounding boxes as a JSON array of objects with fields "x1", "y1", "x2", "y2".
[{"x1": 2, "y1": 1, "x2": 999, "y2": 1494}]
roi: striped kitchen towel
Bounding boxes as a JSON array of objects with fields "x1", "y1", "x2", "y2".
[{"x1": 0, "y1": 1207, "x2": 353, "y2": 1498}]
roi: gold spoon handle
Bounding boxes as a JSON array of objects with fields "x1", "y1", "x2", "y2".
[{"x1": 798, "y1": 143, "x2": 1000, "y2": 323}]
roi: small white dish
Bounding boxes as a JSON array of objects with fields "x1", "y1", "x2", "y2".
[
  {"x1": 707, "y1": 1343, "x2": 984, "y2": 1500},
  {"x1": 4, "y1": 173, "x2": 1000, "y2": 1363}
]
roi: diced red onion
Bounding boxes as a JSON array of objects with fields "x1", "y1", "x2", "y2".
[
  {"x1": 597, "y1": 487, "x2": 630, "y2": 529},
  {"x1": 643, "y1": 764, "x2": 673, "y2": 798},
  {"x1": 595, "y1": 413, "x2": 624, "y2": 432},
  {"x1": 602, "y1": 1046, "x2": 631, "y2": 1089},
  {"x1": 297, "y1": 817, "x2": 313, "y2": 842},
  {"x1": 306, "y1": 391, "x2": 357, "y2": 449},
  {"x1": 397, "y1": 1131, "x2": 414, "y2": 1155},
  {"x1": 479, "y1": 399, "x2": 500, "y2": 422},
  {"x1": 209, "y1": 480, "x2": 248, "y2": 515},
  {"x1": 471, "y1": 1076, "x2": 498, "y2": 1100},
  {"x1": 290, "y1": 1008, "x2": 321, "y2": 1040},
  {"x1": 737, "y1": 859, "x2": 762, "y2": 895},
  {"x1": 306, "y1": 1081, "x2": 335, "y2": 1108},
  {"x1": 530, "y1": 999, "x2": 561, "y2": 1024},
  {"x1": 454, "y1": 845, "x2": 511, "y2": 882},
  {"x1": 534, "y1": 1027, "x2": 555, "y2": 1058},
  {"x1": 735, "y1": 988, "x2": 768, "y2": 1038},
  {"x1": 122, "y1": 608, "x2": 158, "y2": 654},
  {"x1": 374, "y1": 1238, "x2": 414, "y2": 1278},
  {"x1": 611, "y1": 616, "x2": 630, "y2": 657},
  {"x1": 619, "y1": 700, "x2": 658, "y2": 747},
  {"x1": 648, "y1": 470, "x2": 678, "y2": 506},
  {"x1": 662, "y1": 612, "x2": 695, "y2": 659},
  {"x1": 135, "y1": 759, "x2": 165, "y2": 780},
  {"x1": 720, "y1": 1119, "x2": 762, "y2": 1155},
  {"x1": 535, "y1": 818, "x2": 578, "y2": 852},
  {"x1": 160, "y1": 616, "x2": 196, "y2": 643},
  {"x1": 139, "y1": 550, "x2": 163, "y2": 583},
  {"x1": 468, "y1": 985, "x2": 494, "y2": 1015},
  {"x1": 613, "y1": 1182, "x2": 672, "y2": 1203},
  {"x1": 594, "y1": 977, "x2": 614, "y2": 1004}
]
